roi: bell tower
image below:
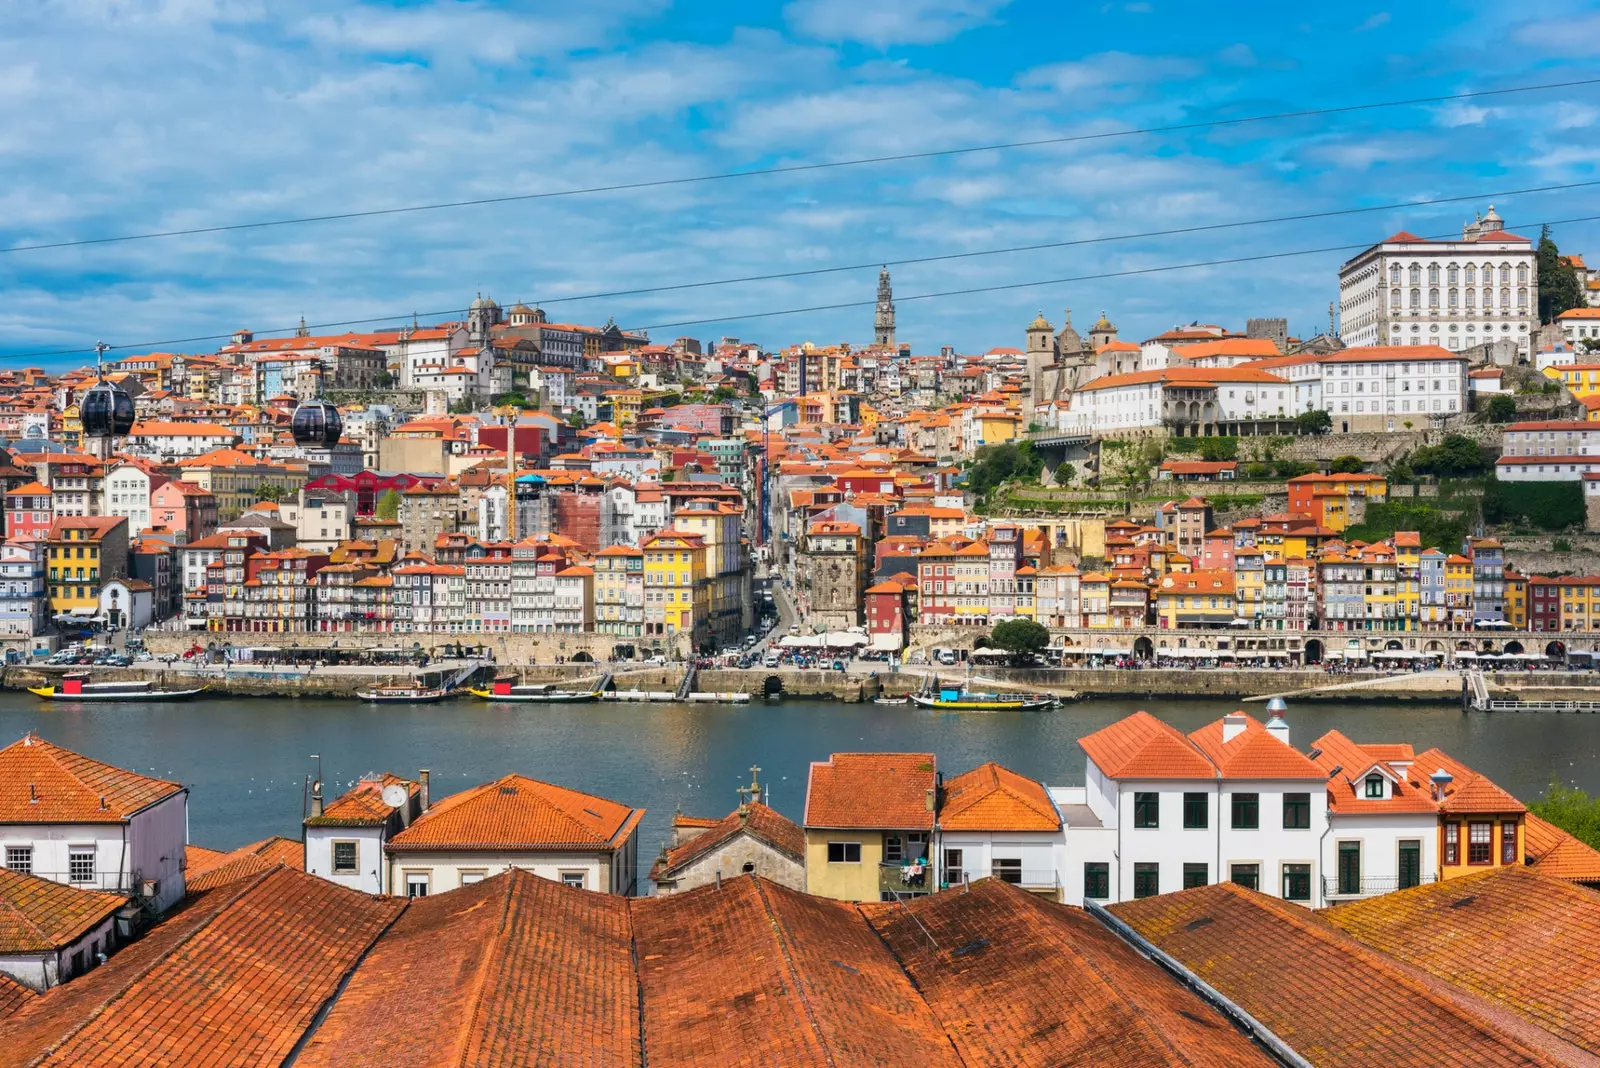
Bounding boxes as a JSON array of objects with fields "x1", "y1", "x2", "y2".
[{"x1": 873, "y1": 266, "x2": 896, "y2": 347}]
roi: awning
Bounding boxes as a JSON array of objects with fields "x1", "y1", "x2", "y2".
[
  {"x1": 870, "y1": 633, "x2": 903, "y2": 651},
  {"x1": 1087, "y1": 647, "x2": 1132, "y2": 656},
  {"x1": 820, "y1": 632, "x2": 869, "y2": 647}
]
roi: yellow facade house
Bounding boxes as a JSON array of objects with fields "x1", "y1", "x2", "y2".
[
  {"x1": 641, "y1": 529, "x2": 707, "y2": 642},
  {"x1": 1393, "y1": 532, "x2": 1421, "y2": 629},
  {"x1": 803, "y1": 752, "x2": 936, "y2": 903},
  {"x1": 47, "y1": 516, "x2": 130, "y2": 618}
]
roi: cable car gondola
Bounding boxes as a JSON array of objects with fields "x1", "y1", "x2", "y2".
[
  {"x1": 81, "y1": 341, "x2": 135, "y2": 438},
  {"x1": 290, "y1": 401, "x2": 343, "y2": 448}
]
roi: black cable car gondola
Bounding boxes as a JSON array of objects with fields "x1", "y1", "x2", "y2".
[
  {"x1": 290, "y1": 401, "x2": 343, "y2": 448},
  {"x1": 81, "y1": 341, "x2": 135, "y2": 438}
]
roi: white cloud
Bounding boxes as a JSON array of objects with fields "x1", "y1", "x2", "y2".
[
  {"x1": 1356, "y1": 11, "x2": 1391, "y2": 31},
  {"x1": 1019, "y1": 51, "x2": 1201, "y2": 99},
  {"x1": 784, "y1": 0, "x2": 1012, "y2": 47},
  {"x1": 1514, "y1": 13, "x2": 1600, "y2": 56}
]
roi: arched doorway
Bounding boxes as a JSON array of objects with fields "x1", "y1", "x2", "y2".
[
  {"x1": 1385, "y1": 639, "x2": 1403, "y2": 650},
  {"x1": 762, "y1": 676, "x2": 785, "y2": 700},
  {"x1": 1503, "y1": 640, "x2": 1524, "y2": 655},
  {"x1": 1133, "y1": 636, "x2": 1154, "y2": 661},
  {"x1": 571, "y1": 651, "x2": 594, "y2": 663},
  {"x1": 1303, "y1": 638, "x2": 1324, "y2": 665},
  {"x1": 1423, "y1": 640, "x2": 1445, "y2": 654},
  {"x1": 1546, "y1": 640, "x2": 1567, "y2": 660}
]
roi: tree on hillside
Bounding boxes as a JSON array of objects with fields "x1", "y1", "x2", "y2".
[
  {"x1": 1538, "y1": 224, "x2": 1584, "y2": 325},
  {"x1": 990, "y1": 619, "x2": 1050, "y2": 661},
  {"x1": 373, "y1": 371, "x2": 395, "y2": 389},
  {"x1": 1293, "y1": 409, "x2": 1332, "y2": 435},
  {"x1": 966, "y1": 442, "x2": 1043, "y2": 499},
  {"x1": 1409, "y1": 434, "x2": 1490, "y2": 478},
  {"x1": 1485, "y1": 394, "x2": 1518, "y2": 423},
  {"x1": 375, "y1": 489, "x2": 402, "y2": 521},
  {"x1": 1329, "y1": 455, "x2": 1365, "y2": 474},
  {"x1": 1530, "y1": 778, "x2": 1600, "y2": 850},
  {"x1": 255, "y1": 483, "x2": 287, "y2": 503}
]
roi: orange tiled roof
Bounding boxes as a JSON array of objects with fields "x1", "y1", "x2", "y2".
[
  {"x1": 388, "y1": 773, "x2": 644, "y2": 853},
  {"x1": 1113, "y1": 882, "x2": 1561, "y2": 1065},
  {"x1": 1326, "y1": 867, "x2": 1600, "y2": 1058},
  {"x1": 805, "y1": 752, "x2": 935, "y2": 831},
  {"x1": 0, "y1": 972, "x2": 31, "y2": 1018},
  {"x1": 0, "y1": 867, "x2": 125, "y2": 954},
  {"x1": 938, "y1": 762, "x2": 1060, "y2": 832},
  {"x1": 1187, "y1": 715, "x2": 1324, "y2": 780},
  {"x1": 0, "y1": 733, "x2": 183, "y2": 825},
  {"x1": 1523, "y1": 814, "x2": 1600, "y2": 883},
  {"x1": 1078, "y1": 711, "x2": 1217, "y2": 779},
  {"x1": 306, "y1": 773, "x2": 417, "y2": 828},
  {"x1": 1309, "y1": 730, "x2": 1438, "y2": 814},
  {"x1": 652, "y1": 802, "x2": 805, "y2": 879}
]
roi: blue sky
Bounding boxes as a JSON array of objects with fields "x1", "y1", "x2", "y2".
[{"x1": 2, "y1": 0, "x2": 1599, "y2": 367}]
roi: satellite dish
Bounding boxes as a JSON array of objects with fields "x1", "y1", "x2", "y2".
[{"x1": 381, "y1": 784, "x2": 409, "y2": 809}]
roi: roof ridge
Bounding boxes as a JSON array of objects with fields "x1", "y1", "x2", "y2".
[
  {"x1": 754, "y1": 878, "x2": 837, "y2": 1067},
  {"x1": 451, "y1": 871, "x2": 522, "y2": 1068}
]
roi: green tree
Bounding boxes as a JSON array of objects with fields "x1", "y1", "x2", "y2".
[
  {"x1": 1409, "y1": 434, "x2": 1490, "y2": 478},
  {"x1": 255, "y1": 483, "x2": 287, "y2": 503},
  {"x1": 375, "y1": 489, "x2": 402, "y2": 521},
  {"x1": 1537, "y1": 224, "x2": 1584, "y2": 325},
  {"x1": 1099, "y1": 439, "x2": 1161, "y2": 495},
  {"x1": 966, "y1": 442, "x2": 1044, "y2": 499},
  {"x1": 1484, "y1": 394, "x2": 1517, "y2": 423},
  {"x1": 373, "y1": 370, "x2": 395, "y2": 389},
  {"x1": 711, "y1": 386, "x2": 737, "y2": 403},
  {"x1": 1244, "y1": 462, "x2": 1271, "y2": 479},
  {"x1": 1274, "y1": 460, "x2": 1314, "y2": 479},
  {"x1": 1329, "y1": 455, "x2": 1365, "y2": 474},
  {"x1": 1530, "y1": 778, "x2": 1600, "y2": 850},
  {"x1": 990, "y1": 619, "x2": 1050, "y2": 660},
  {"x1": 1293, "y1": 409, "x2": 1332, "y2": 435},
  {"x1": 1482, "y1": 480, "x2": 1584, "y2": 530},
  {"x1": 1199, "y1": 438, "x2": 1237, "y2": 462},
  {"x1": 448, "y1": 398, "x2": 476, "y2": 415}
]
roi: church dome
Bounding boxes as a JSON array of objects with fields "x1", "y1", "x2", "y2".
[
  {"x1": 510, "y1": 302, "x2": 533, "y2": 315},
  {"x1": 1028, "y1": 311, "x2": 1053, "y2": 332},
  {"x1": 1092, "y1": 310, "x2": 1115, "y2": 332},
  {"x1": 469, "y1": 293, "x2": 500, "y2": 313}
]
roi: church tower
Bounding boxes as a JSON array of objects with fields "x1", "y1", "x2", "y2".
[{"x1": 873, "y1": 266, "x2": 896, "y2": 347}]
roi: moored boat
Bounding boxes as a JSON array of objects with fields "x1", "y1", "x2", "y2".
[
  {"x1": 28, "y1": 674, "x2": 207, "y2": 702},
  {"x1": 466, "y1": 675, "x2": 601, "y2": 703},
  {"x1": 909, "y1": 686, "x2": 1058, "y2": 712},
  {"x1": 356, "y1": 683, "x2": 453, "y2": 704},
  {"x1": 874, "y1": 696, "x2": 910, "y2": 705}
]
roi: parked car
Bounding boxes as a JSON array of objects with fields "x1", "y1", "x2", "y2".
[
  {"x1": 763, "y1": 654, "x2": 781, "y2": 668},
  {"x1": 645, "y1": 654, "x2": 668, "y2": 666}
]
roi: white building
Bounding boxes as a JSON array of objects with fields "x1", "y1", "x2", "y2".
[
  {"x1": 1249, "y1": 345, "x2": 1467, "y2": 432},
  {"x1": 1073, "y1": 710, "x2": 1329, "y2": 906},
  {"x1": 1338, "y1": 207, "x2": 1538, "y2": 358},
  {"x1": 0, "y1": 539, "x2": 46, "y2": 639},
  {"x1": 123, "y1": 422, "x2": 240, "y2": 461},
  {"x1": 98, "y1": 577, "x2": 154, "y2": 631},
  {"x1": 0, "y1": 868, "x2": 123, "y2": 991},
  {"x1": 0, "y1": 732, "x2": 188, "y2": 913},
  {"x1": 934, "y1": 762, "x2": 1072, "y2": 902},
  {"x1": 383, "y1": 773, "x2": 643, "y2": 897},
  {"x1": 277, "y1": 488, "x2": 353, "y2": 555},
  {"x1": 303, "y1": 772, "x2": 422, "y2": 896},
  {"x1": 1494, "y1": 418, "x2": 1600, "y2": 481},
  {"x1": 1308, "y1": 730, "x2": 1437, "y2": 901},
  {"x1": 101, "y1": 461, "x2": 166, "y2": 539},
  {"x1": 1065, "y1": 367, "x2": 1292, "y2": 437},
  {"x1": 1556, "y1": 307, "x2": 1600, "y2": 347}
]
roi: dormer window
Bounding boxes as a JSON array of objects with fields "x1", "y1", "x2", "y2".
[{"x1": 1364, "y1": 775, "x2": 1384, "y2": 799}]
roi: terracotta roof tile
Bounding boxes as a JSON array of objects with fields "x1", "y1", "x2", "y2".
[
  {"x1": 865, "y1": 878, "x2": 1276, "y2": 1066},
  {"x1": 0, "y1": 733, "x2": 184, "y2": 825},
  {"x1": 652, "y1": 802, "x2": 804, "y2": 879},
  {"x1": 1078, "y1": 711, "x2": 1217, "y2": 779},
  {"x1": 1326, "y1": 868, "x2": 1600, "y2": 1058},
  {"x1": 305, "y1": 773, "x2": 417, "y2": 828},
  {"x1": 0, "y1": 972, "x2": 32, "y2": 1019},
  {"x1": 1309, "y1": 730, "x2": 1438, "y2": 813},
  {"x1": 299, "y1": 869, "x2": 640, "y2": 1067},
  {"x1": 938, "y1": 762, "x2": 1061, "y2": 832},
  {"x1": 0, "y1": 868, "x2": 125, "y2": 954},
  {"x1": 1113, "y1": 882, "x2": 1556, "y2": 1065},
  {"x1": 1522, "y1": 815, "x2": 1600, "y2": 883},
  {"x1": 804, "y1": 753, "x2": 936, "y2": 830},
  {"x1": 1187, "y1": 715, "x2": 1325, "y2": 780},
  {"x1": 388, "y1": 773, "x2": 644, "y2": 852}
]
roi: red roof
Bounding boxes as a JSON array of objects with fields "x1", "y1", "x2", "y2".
[
  {"x1": 805, "y1": 753, "x2": 935, "y2": 830},
  {"x1": 938, "y1": 762, "x2": 1060, "y2": 832},
  {"x1": 0, "y1": 867, "x2": 125, "y2": 954},
  {"x1": 388, "y1": 774, "x2": 644, "y2": 853},
  {"x1": 1187, "y1": 715, "x2": 1324, "y2": 780},
  {"x1": 1077, "y1": 711, "x2": 1217, "y2": 779},
  {"x1": 651, "y1": 802, "x2": 805, "y2": 879},
  {"x1": 0, "y1": 733, "x2": 184, "y2": 824}
]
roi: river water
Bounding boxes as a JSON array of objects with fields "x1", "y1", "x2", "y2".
[{"x1": 3, "y1": 692, "x2": 1597, "y2": 855}]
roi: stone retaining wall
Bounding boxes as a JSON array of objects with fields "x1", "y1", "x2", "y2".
[{"x1": 143, "y1": 630, "x2": 691, "y2": 663}]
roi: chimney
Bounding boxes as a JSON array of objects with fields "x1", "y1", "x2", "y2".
[
  {"x1": 925, "y1": 787, "x2": 936, "y2": 812},
  {"x1": 309, "y1": 779, "x2": 324, "y2": 819},
  {"x1": 419, "y1": 768, "x2": 431, "y2": 811},
  {"x1": 1430, "y1": 768, "x2": 1453, "y2": 803},
  {"x1": 1222, "y1": 712, "x2": 1248, "y2": 744},
  {"x1": 1263, "y1": 697, "x2": 1290, "y2": 746}
]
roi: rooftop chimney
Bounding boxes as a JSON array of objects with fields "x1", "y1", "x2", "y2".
[
  {"x1": 1264, "y1": 697, "x2": 1290, "y2": 746},
  {"x1": 1222, "y1": 712, "x2": 1249, "y2": 744},
  {"x1": 309, "y1": 778, "x2": 323, "y2": 819},
  {"x1": 1430, "y1": 768, "x2": 1454, "y2": 803},
  {"x1": 419, "y1": 768, "x2": 431, "y2": 811}
]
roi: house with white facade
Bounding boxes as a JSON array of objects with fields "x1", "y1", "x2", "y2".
[
  {"x1": 0, "y1": 539, "x2": 47, "y2": 640},
  {"x1": 277, "y1": 488, "x2": 353, "y2": 554},
  {"x1": 1338, "y1": 208, "x2": 1538, "y2": 357},
  {"x1": 1250, "y1": 345, "x2": 1468, "y2": 432},
  {"x1": 1308, "y1": 730, "x2": 1437, "y2": 900},
  {"x1": 1064, "y1": 366, "x2": 1293, "y2": 437},
  {"x1": 100, "y1": 461, "x2": 167, "y2": 540},
  {"x1": 383, "y1": 773, "x2": 643, "y2": 897},
  {"x1": 1073, "y1": 709, "x2": 1329, "y2": 906},
  {"x1": 303, "y1": 771, "x2": 422, "y2": 895},
  {"x1": 123, "y1": 422, "x2": 240, "y2": 461},
  {"x1": 0, "y1": 732, "x2": 188, "y2": 913},
  {"x1": 0, "y1": 867, "x2": 124, "y2": 990},
  {"x1": 1556, "y1": 307, "x2": 1600, "y2": 347},
  {"x1": 934, "y1": 762, "x2": 1069, "y2": 902}
]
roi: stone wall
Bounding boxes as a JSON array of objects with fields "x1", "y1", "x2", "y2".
[{"x1": 143, "y1": 629, "x2": 691, "y2": 663}]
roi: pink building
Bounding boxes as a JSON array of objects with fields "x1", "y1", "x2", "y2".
[
  {"x1": 150, "y1": 480, "x2": 219, "y2": 545},
  {"x1": 5, "y1": 481, "x2": 52, "y2": 542}
]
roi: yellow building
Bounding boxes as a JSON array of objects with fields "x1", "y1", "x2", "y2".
[
  {"x1": 1232, "y1": 548, "x2": 1264, "y2": 624},
  {"x1": 977, "y1": 410, "x2": 1023, "y2": 446},
  {"x1": 641, "y1": 529, "x2": 708, "y2": 642},
  {"x1": 606, "y1": 389, "x2": 646, "y2": 428},
  {"x1": 178, "y1": 448, "x2": 307, "y2": 518},
  {"x1": 1504, "y1": 569, "x2": 1527, "y2": 629},
  {"x1": 1419, "y1": 753, "x2": 1527, "y2": 884},
  {"x1": 47, "y1": 516, "x2": 130, "y2": 617},
  {"x1": 953, "y1": 540, "x2": 992, "y2": 625},
  {"x1": 1559, "y1": 577, "x2": 1600, "y2": 631},
  {"x1": 1155, "y1": 570, "x2": 1236, "y2": 629},
  {"x1": 1080, "y1": 572, "x2": 1111, "y2": 628},
  {"x1": 803, "y1": 752, "x2": 935, "y2": 903},
  {"x1": 1393, "y1": 532, "x2": 1421, "y2": 630},
  {"x1": 1544, "y1": 362, "x2": 1600, "y2": 401},
  {"x1": 673, "y1": 498, "x2": 745, "y2": 647},
  {"x1": 1444, "y1": 554, "x2": 1474, "y2": 629}
]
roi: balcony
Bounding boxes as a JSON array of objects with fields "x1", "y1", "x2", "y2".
[
  {"x1": 880, "y1": 860, "x2": 930, "y2": 897},
  {"x1": 1322, "y1": 873, "x2": 1436, "y2": 900}
]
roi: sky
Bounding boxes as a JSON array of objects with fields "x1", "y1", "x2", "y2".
[{"x1": 2, "y1": 0, "x2": 1599, "y2": 368}]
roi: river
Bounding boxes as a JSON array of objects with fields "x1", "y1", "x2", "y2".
[{"x1": 4, "y1": 693, "x2": 1597, "y2": 856}]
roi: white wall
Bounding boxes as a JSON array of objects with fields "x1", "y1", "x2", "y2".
[
  {"x1": 1322, "y1": 812, "x2": 1437, "y2": 899},
  {"x1": 306, "y1": 826, "x2": 384, "y2": 895},
  {"x1": 1216, "y1": 780, "x2": 1327, "y2": 907},
  {"x1": 0, "y1": 912, "x2": 116, "y2": 991},
  {"x1": 385, "y1": 843, "x2": 637, "y2": 896}
]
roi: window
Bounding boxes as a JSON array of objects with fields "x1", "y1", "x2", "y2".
[
  {"x1": 827, "y1": 841, "x2": 861, "y2": 864},
  {"x1": 1282, "y1": 792, "x2": 1310, "y2": 829},
  {"x1": 1182, "y1": 863, "x2": 1208, "y2": 890},
  {"x1": 1398, "y1": 841, "x2": 1421, "y2": 889},
  {"x1": 1083, "y1": 862, "x2": 1110, "y2": 900},
  {"x1": 1134, "y1": 792, "x2": 1159, "y2": 828},
  {"x1": 459, "y1": 870, "x2": 486, "y2": 886},
  {"x1": 1133, "y1": 863, "x2": 1160, "y2": 899},
  {"x1": 1468, "y1": 821, "x2": 1492, "y2": 865},
  {"x1": 1282, "y1": 863, "x2": 1311, "y2": 902},
  {"x1": 1337, "y1": 842, "x2": 1361, "y2": 896},
  {"x1": 1230, "y1": 793, "x2": 1259, "y2": 830},
  {"x1": 405, "y1": 871, "x2": 430, "y2": 898},
  {"x1": 4, "y1": 846, "x2": 31, "y2": 874},
  {"x1": 331, "y1": 841, "x2": 357, "y2": 874},
  {"x1": 992, "y1": 858, "x2": 1022, "y2": 885},
  {"x1": 944, "y1": 849, "x2": 965, "y2": 887},
  {"x1": 68, "y1": 847, "x2": 95, "y2": 884},
  {"x1": 1182, "y1": 792, "x2": 1208, "y2": 829},
  {"x1": 1501, "y1": 821, "x2": 1518, "y2": 865},
  {"x1": 884, "y1": 835, "x2": 903, "y2": 863},
  {"x1": 560, "y1": 871, "x2": 586, "y2": 889},
  {"x1": 1364, "y1": 776, "x2": 1384, "y2": 799},
  {"x1": 1230, "y1": 863, "x2": 1259, "y2": 891}
]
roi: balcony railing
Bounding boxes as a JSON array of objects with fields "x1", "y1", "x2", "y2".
[
  {"x1": 1322, "y1": 873, "x2": 1436, "y2": 899},
  {"x1": 880, "y1": 860, "x2": 930, "y2": 895}
]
